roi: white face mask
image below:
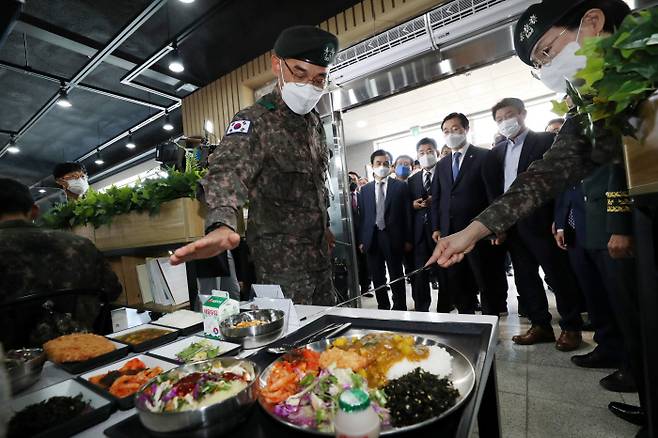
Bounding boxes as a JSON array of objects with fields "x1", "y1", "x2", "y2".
[
  {"x1": 539, "y1": 42, "x2": 587, "y2": 94},
  {"x1": 66, "y1": 177, "x2": 89, "y2": 196},
  {"x1": 498, "y1": 117, "x2": 522, "y2": 139},
  {"x1": 279, "y1": 66, "x2": 325, "y2": 115},
  {"x1": 445, "y1": 133, "x2": 467, "y2": 150},
  {"x1": 419, "y1": 153, "x2": 437, "y2": 169},
  {"x1": 373, "y1": 166, "x2": 390, "y2": 178}
]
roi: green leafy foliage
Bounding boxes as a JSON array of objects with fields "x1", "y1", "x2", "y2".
[
  {"x1": 568, "y1": 8, "x2": 658, "y2": 138},
  {"x1": 42, "y1": 166, "x2": 207, "y2": 229}
]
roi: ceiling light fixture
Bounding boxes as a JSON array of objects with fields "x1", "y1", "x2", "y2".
[
  {"x1": 38, "y1": 189, "x2": 46, "y2": 194},
  {"x1": 56, "y1": 87, "x2": 72, "y2": 108},
  {"x1": 6, "y1": 136, "x2": 19, "y2": 154},
  {"x1": 178, "y1": 0, "x2": 195, "y2": 3},
  {"x1": 163, "y1": 112, "x2": 174, "y2": 131},
  {"x1": 168, "y1": 43, "x2": 185, "y2": 73},
  {"x1": 94, "y1": 150, "x2": 104, "y2": 166},
  {"x1": 126, "y1": 132, "x2": 136, "y2": 149}
]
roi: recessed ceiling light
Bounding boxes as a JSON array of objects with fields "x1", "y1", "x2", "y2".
[
  {"x1": 178, "y1": 0, "x2": 195, "y2": 3},
  {"x1": 356, "y1": 120, "x2": 368, "y2": 128},
  {"x1": 7, "y1": 146, "x2": 20, "y2": 154},
  {"x1": 38, "y1": 189, "x2": 46, "y2": 194}
]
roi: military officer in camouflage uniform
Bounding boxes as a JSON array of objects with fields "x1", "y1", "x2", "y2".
[
  {"x1": 0, "y1": 178, "x2": 122, "y2": 348},
  {"x1": 426, "y1": 1, "x2": 656, "y2": 436},
  {"x1": 171, "y1": 26, "x2": 339, "y2": 305}
]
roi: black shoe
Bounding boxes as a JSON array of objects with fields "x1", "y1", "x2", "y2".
[
  {"x1": 600, "y1": 370, "x2": 637, "y2": 393},
  {"x1": 582, "y1": 321, "x2": 595, "y2": 332},
  {"x1": 431, "y1": 281, "x2": 439, "y2": 290},
  {"x1": 571, "y1": 349, "x2": 620, "y2": 369},
  {"x1": 608, "y1": 402, "x2": 646, "y2": 426}
]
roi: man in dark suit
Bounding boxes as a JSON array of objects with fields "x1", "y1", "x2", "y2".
[
  {"x1": 348, "y1": 171, "x2": 371, "y2": 294},
  {"x1": 556, "y1": 164, "x2": 636, "y2": 393},
  {"x1": 430, "y1": 113, "x2": 508, "y2": 315},
  {"x1": 407, "y1": 138, "x2": 441, "y2": 312},
  {"x1": 482, "y1": 98, "x2": 583, "y2": 350},
  {"x1": 358, "y1": 150, "x2": 412, "y2": 310}
]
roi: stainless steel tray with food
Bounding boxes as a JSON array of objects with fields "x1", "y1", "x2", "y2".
[
  {"x1": 106, "y1": 323, "x2": 180, "y2": 353},
  {"x1": 4, "y1": 348, "x2": 47, "y2": 394},
  {"x1": 258, "y1": 330, "x2": 476, "y2": 436},
  {"x1": 219, "y1": 309, "x2": 285, "y2": 349},
  {"x1": 77, "y1": 354, "x2": 177, "y2": 410},
  {"x1": 134, "y1": 357, "x2": 260, "y2": 434},
  {"x1": 3, "y1": 378, "x2": 115, "y2": 438},
  {"x1": 146, "y1": 335, "x2": 241, "y2": 364}
]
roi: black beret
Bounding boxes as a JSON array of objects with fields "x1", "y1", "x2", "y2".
[
  {"x1": 514, "y1": 0, "x2": 589, "y2": 67},
  {"x1": 53, "y1": 161, "x2": 86, "y2": 179},
  {"x1": 274, "y1": 25, "x2": 339, "y2": 67}
]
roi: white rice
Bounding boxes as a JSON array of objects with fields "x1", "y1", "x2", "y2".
[{"x1": 386, "y1": 345, "x2": 453, "y2": 380}]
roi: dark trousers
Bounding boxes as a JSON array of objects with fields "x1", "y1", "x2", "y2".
[
  {"x1": 412, "y1": 224, "x2": 435, "y2": 312},
  {"x1": 507, "y1": 228, "x2": 583, "y2": 330},
  {"x1": 366, "y1": 229, "x2": 407, "y2": 311},
  {"x1": 356, "y1": 248, "x2": 371, "y2": 292},
  {"x1": 567, "y1": 245, "x2": 625, "y2": 362},
  {"x1": 445, "y1": 241, "x2": 508, "y2": 315}
]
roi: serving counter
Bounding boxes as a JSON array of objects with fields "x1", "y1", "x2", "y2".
[{"x1": 25, "y1": 306, "x2": 500, "y2": 438}]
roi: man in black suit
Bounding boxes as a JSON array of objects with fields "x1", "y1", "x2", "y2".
[
  {"x1": 357, "y1": 150, "x2": 412, "y2": 310},
  {"x1": 407, "y1": 138, "x2": 441, "y2": 312},
  {"x1": 482, "y1": 98, "x2": 583, "y2": 351},
  {"x1": 348, "y1": 171, "x2": 370, "y2": 294},
  {"x1": 430, "y1": 113, "x2": 508, "y2": 315}
]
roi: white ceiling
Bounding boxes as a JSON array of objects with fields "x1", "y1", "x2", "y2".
[{"x1": 341, "y1": 56, "x2": 557, "y2": 147}]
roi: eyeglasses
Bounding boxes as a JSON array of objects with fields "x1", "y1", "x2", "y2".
[
  {"x1": 281, "y1": 59, "x2": 329, "y2": 91},
  {"x1": 531, "y1": 27, "x2": 569, "y2": 70}
]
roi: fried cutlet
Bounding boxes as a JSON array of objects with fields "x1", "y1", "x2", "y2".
[{"x1": 44, "y1": 333, "x2": 116, "y2": 363}]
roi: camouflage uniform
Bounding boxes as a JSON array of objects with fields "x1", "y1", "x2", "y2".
[
  {"x1": 0, "y1": 220, "x2": 122, "y2": 347},
  {"x1": 475, "y1": 115, "x2": 630, "y2": 233},
  {"x1": 200, "y1": 88, "x2": 336, "y2": 306}
]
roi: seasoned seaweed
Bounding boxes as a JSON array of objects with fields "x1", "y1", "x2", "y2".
[{"x1": 8, "y1": 393, "x2": 89, "y2": 437}]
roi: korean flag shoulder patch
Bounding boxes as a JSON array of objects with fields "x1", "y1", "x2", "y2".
[{"x1": 226, "y1": 120, "x2": 251, "y2": 135}]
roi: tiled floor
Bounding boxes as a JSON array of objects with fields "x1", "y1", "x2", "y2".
[{"x1": 360, "y1": 275, "x2": 641, "y2": 438}]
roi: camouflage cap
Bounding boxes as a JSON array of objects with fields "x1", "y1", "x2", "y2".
[
  {"x1": 274, "y1": 25, "x2": 339, "y2": 67},
  {"x1": 514, "y1": 0, "x2": 589, "y2": 67}
]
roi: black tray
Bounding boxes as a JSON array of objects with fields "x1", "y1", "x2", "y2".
[
  {"x1": 104, "y1": 315, "x2": 493, "y2": 438},
  {"x1": 151, "y1": 321, "x2": 203, "y2": 336},
  {"x1": 56, "y1": 344, "x2": 130, "y2": 374},
  {"x1": 110, "y1": 327, "x2": 180, "y2": 353}
]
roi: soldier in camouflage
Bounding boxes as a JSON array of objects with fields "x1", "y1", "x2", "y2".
[
  {"x1": 171, "y1": 26, "x2": 339, "y2": 305},
  {"x1": 0, "y1": 178, "x2": 122, "y2": 348}
]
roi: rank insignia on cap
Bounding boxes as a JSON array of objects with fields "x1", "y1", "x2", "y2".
[
  {"x1": 520, "y1": 14, "x2": 538, "y2": 42},
  {"x1": 323, "y1": 45, "x2": 336, "y2": 63},
  {"x1": 226, "y1": 120, "x2": 251, "y2": 135}
]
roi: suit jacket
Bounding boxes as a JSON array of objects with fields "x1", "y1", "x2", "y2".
[
  {"x1": 408, "y1": 170, "x2": 434, "y2": 245},
  {"x1": 554, "y1": 184, "x2": 586, "y2": 247},
  {"x1": 430, "y1": 145, "x2": 491, "y2": 236},
  {"x1": 357, "y1": 178, "x2": 412, "y2": 252},
  {"x1": 482, "y1": 130, "x2": 556, "y2": 236},
  {"x1": 581, "y1": 163, "x2": 633, "y2": 250}
]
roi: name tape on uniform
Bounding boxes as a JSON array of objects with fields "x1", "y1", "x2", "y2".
[{"x1": 226, "y1": 120, "x2": 251, "y2": 135}]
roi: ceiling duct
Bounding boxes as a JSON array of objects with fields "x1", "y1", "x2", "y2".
[{"x1": 330, "y1": 0, "x2": 536, "y2": 86}]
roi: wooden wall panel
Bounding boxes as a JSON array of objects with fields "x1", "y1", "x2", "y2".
[{"x1": 182, "y1": 0, "x2": 440, "y2": 139}]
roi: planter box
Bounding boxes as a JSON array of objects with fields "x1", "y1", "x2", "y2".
[
  {"x1": 624, "y1": 93, "x2": 658, "y2": 196},
  {"x1": 73, "y1": 198, "x2": 205, "y2": 251}
]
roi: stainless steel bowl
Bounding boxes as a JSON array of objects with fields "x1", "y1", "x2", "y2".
[
  {"x1": 135, "y1": 357, "x2": 260, "y2": 434},
  {"x1": 219, "y1": 309, "x2": 285, "y2": 349},
  {"x1": 5, "y1": 348, "x2": 47, "y2": 394}
]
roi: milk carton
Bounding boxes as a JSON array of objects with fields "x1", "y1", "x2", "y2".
[{"x1": 202, "y1": 291, "x2": 239, "y2": 338}]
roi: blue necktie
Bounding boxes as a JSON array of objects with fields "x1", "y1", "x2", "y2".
[{"x1": 452, "y1": 152, "x2": 462, "y2": 181}]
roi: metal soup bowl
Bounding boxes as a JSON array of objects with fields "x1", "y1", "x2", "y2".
[
  {"x1": 135, "y1": 357, "x2": 260, "y2": 434},
  {"x1": 219, "y1": 309, "x2": 285, "y2": 339},
  {"x1": 5, "y1": 348, "x2": 47, "y2": 394}
]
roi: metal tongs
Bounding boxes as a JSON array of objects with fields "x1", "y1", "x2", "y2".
[{"x1": 266, "y1": 322, "x2": 352, "y2": 354}]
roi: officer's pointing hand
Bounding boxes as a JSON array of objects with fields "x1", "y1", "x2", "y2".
[
  {"x1": 170, "y1": 226, "x2": 241, "y2": 265},
  {"x1": 425, "y1": 221, "x2": 490, "y2": 268}
]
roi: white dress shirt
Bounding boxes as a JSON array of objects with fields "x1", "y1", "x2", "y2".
[{"x1": 503, "y1": 130, "x2": 529, "y2": 192}]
